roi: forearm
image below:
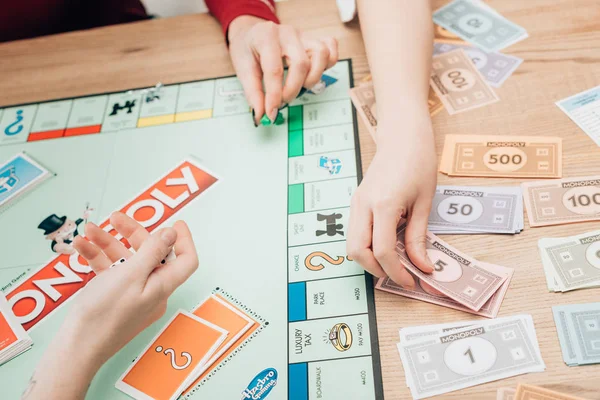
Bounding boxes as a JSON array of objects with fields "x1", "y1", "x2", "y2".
[
  {"x1": 357, "y1": 0, "x2": 434, "y2": 141},
  {"x1": 22, "y1": 322, "x2": 102, "y2": 400},
  {"x1": 205, "y1": 0, "x2": 278, "y2": 38}
]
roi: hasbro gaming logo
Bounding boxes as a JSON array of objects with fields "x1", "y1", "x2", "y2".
[
  {"x1": 0, "y1": 166, "x2": 18, "y2": 194},
  {"x1": 241, "y1": 368, "x2": 278, "y2": 400}
]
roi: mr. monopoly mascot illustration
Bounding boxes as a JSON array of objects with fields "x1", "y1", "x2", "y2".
[{"x1": 38, "y1": 208, "x2": 91, "y2": 255}]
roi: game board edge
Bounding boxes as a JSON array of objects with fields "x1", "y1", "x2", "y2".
[{"x1": 347, "y1": 58, "x2": 385, "y2": 400}]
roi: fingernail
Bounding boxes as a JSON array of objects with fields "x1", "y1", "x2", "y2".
[
  {"x1": 160, "y1": 228, "x2": 176, "y2": 245},
  {"x1": 260, "y1": 113, "x2": 271, "y2": 126},
  {"x1": 424, "y1": 253, "x2": 435, "y2": 272},
  {"x1": 251, "y1": 108, "x2": 258, "y2": 127},
  {"x1": 269, "y1": 108, "x2": 278, "y2": 122}
]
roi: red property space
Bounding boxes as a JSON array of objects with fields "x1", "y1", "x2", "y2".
[
  {"x1": 27, "y1": 129, "x2": 65, "y2": 142},
  {"x1": 64, "y1": 124, "x2": 102, "y2": 137}
]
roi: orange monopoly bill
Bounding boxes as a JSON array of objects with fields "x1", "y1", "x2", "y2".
[
  {"x1": 182, "y1": 294, "x2": 259, "y2": 395},
  {"x1": 5, "y1": 159, "x2": 218, "y2": 331}
]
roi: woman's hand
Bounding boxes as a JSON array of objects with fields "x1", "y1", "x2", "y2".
[
  {"x1": 68, "y1": 212, "x2": 198, "y2": 362},
  {"x1": 347, "y1": 122, "x2": 437, "y2": 288},
  {"x1": 23, "y1": 213, "x2": 198, "y2": 400},
  {"x1": 228, "y1": 15, "x2": 338, "y2": 125}
]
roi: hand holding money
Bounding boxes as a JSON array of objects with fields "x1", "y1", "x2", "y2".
[{"x1": 346, "y1": 133, "x2": 437, "y2": 288}]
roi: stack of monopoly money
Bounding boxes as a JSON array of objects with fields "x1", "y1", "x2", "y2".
[
  {"x1": 0, "y1": 152, "x2": 54, "y2": 212},
  {"x1": 0, "y1": 294, "x2": 33, "y2": 365},
  {"x1": 433, "y1": 42, "x2": 523, "y2": 88},
  {"x1": 376, "y1": 224, "x2": 514, "y2": 316},
  {"x1": 397, "y1": 314, "x2": 545, "y2": 399},
  {"x1": 349, "y1": 78, "x2": 443, "y2": 141},
  {"x1": 376, "y1": 265, "x2": 513, "y2": 318},
  {"x1": 433, "y1": 0, "x2": 528, "y2": 52},
  {"x1": 431, "y1": 49, "x2": 499, "y2": 114},
  {"x1": 440, "y1": 135, "x2": 563, "y2": 178},
  {"x1": 428, "y1": 185, "x2": 523, "y2": 234},
  {"x1": 552, "y1": 302, "x2": 600, "y2": 366},
  {"x1": 538, "y1": 229, "x2": 600, "y2": 292},
  {"x1": 522, "y1": 175, "x2": 600, "y2": 227},
  {"x1": 497, "y1": 384, "x2": 586, "y2": 400}
]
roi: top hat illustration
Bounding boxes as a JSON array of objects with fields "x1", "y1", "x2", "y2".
[{"x1": 38, "y1": 214, "x2": 67, "y2": 235}]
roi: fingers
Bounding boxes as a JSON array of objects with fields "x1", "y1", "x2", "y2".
[
  {"x1": 110, "y1": 212, "x2": 150, "y2": 251},
  {"x1": 235, "y1": 20, "x2": 338, "y2": 125},
  {"x1": 230, "y1": 39, "x2": 265, "y2": 126},
  {"x1": 257, "y1": 24, "x2": 284, "y2": 122},
  {"x1": 404, "y1": 199, "x2": 435, "y2": 274},
  {"x1": 280, "y1": 27, "x2": 310, "y2": 104},
  {"x1": 302, "y1": 39, "x2": 331, "y2": 88},
  {"x1": 149, "y1": 221, "x2": 199, "y2": 294},
  {"x1": 372, "y1": 203, "x2": 415, "y2": 289},
  {"x1": 73, "y1": 235, "x2": 111, "y2": 274},
  {"x1": 323, "y1": 37, "x2": 339, "y2": 69},
  {"x1": 128, "y1": 227, "x2": 177, "y2": 277},
  {"x1": 244, "y1": 69, "x2": 266, "y2": 126},
  {"x1": 85, "y1": 222, "x2": 131, "y2": 261},
  {"x1": 347, "y1": 196, "x2": 385, "y2": 278},
  {"x1": 420, "y1": 280, "x2": 446, "y2": 297}
]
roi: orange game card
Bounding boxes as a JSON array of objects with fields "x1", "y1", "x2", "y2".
[
  {"x1": 182, "y1": 294, "x2": 259, "y2": 394},
  {"x1": 0, "y1": 293, "x2": 30, "y2": 362},
  {"x1": 0, "y1": 312, "x2": 18, "y2": 353},
  {"x1": 191, "y1": 295, "x2": 254, "y2": 373},
  {"x1": 116, "y1": 310, "x2": 227, "y2": 400}
]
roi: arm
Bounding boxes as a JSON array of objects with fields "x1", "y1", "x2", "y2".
[
  {"x1": 358, "y1": 0, "x2": 433, "y2": 126},
  {"x1": 21, "y1": 330, "x2": 103, "y2": 400},
  {"x1": 23, "y1": 213, "x2": 198, "y2": 400},
  {"x1": 206, "y1": 0, "x2": 338, "y2": 125},
  {"x1": 205, "y1": 0, "x2": 279, "y2": 38},
  {"x1": 347, "y1": 0, "x2": 436, "y2": 288}
]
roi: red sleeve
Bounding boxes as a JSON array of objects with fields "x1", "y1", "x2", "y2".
[{"x1": 205, "y1": 0, "x2": 279, "y2": 39}]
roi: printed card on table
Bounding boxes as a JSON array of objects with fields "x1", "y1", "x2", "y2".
[
  {"x1": 0, "y1": 152, "x2": 52, "y2": 209},
  {"x1": 0, "y1": 293, "x2": 32, "y2": 364},
  {"x1": 182, "y1": 294, "x2": 258, "y2": 394},
  {"x1": 556, "y1": 85, "x2": 600, "y2": 147},
  {"x1": 116, "y1": 310, "x2": 227, "y2": 400},
  {"x1": 0, "y1": 295, "x2": 27, "y2": 352},
  {"x1": 0, "y1": 312, "x2": 18, "y2": 354},
  {"x1": 191, "y1": 295, "x2": 254, "y2": 372}
]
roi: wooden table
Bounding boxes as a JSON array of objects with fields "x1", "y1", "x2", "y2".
[{"x1": 1, "y1": 0, "x2": 600, "y2": 398}]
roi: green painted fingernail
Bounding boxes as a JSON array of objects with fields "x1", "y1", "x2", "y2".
[
  {"x1": 260, "y1": 114, "x2": 271, "y2": 126},
  {"x1": 274, "y1": 111, "x2": 285, "y2": 125}
]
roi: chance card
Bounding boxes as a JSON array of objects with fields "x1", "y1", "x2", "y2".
[
  {"x1": 0, "y1": 294, "x2": 29, "y2": 354},
  {"x1": 0, "y1": 152, "x2": 52, "y2": 208},
  {"x1": 191, "y1": 295, "x2": 255, "y2": 374},
  {"x1": 116, "y1": 310, "x2": 227, "y2": 400}
]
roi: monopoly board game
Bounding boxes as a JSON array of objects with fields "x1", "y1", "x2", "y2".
[{"x1": 0, "y1": 60, "x2": 383, "y2": 399}]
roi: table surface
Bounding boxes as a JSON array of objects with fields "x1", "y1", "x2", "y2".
[{"x1": 2, "y1": 0, "x2": 600, "y2": 398}]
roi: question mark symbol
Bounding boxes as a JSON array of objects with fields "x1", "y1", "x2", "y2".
[
  {"x1": 4, "y1": 110, "x2": 24, "y2": 136},
  {"x1": 155, "y1": 345, "x2": 192, "y2": 370},
  {"x1": 305, "y1": 251, "x2": 351, "y2": 271}
]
